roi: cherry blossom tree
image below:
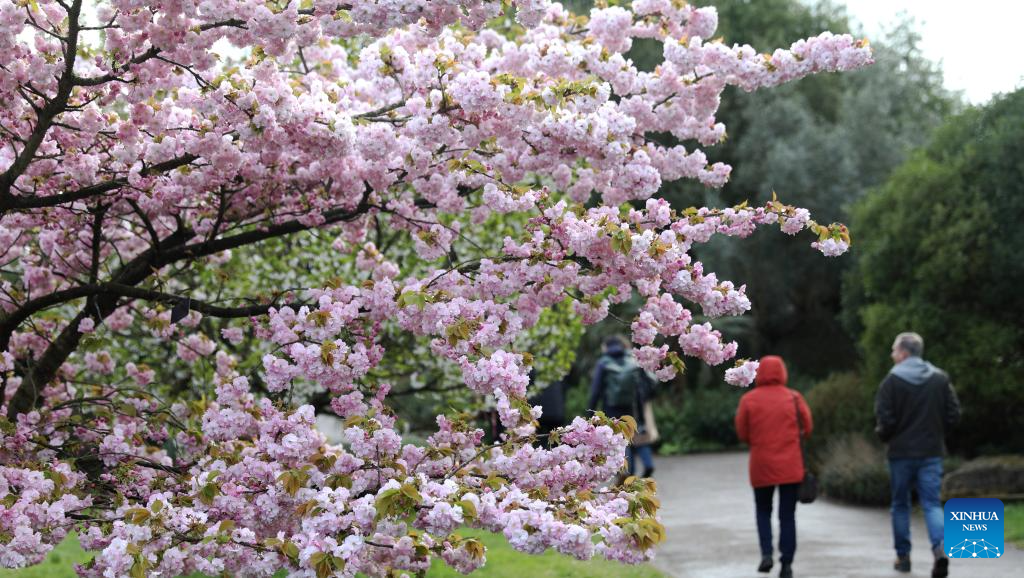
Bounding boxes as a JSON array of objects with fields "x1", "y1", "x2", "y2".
[{"x1": 0, "y1": 0, "x2": 869, "y2": 575}]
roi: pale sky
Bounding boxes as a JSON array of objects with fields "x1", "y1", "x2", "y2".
[{"x1": 842, "y1": 0, "x2": 1024, "y2": 103}]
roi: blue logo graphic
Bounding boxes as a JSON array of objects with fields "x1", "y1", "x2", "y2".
[{"x1": 944, "y1": 498, "x2": 1003, "y2": 559}]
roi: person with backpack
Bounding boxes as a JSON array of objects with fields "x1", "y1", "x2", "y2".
[
  {"x1": 588, "y1": 335, "x2": 658, "y2": 478},
  {"x1": 735, "y1": 355, "x2": 812, "y2": 578}
]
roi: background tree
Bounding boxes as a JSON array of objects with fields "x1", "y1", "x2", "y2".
[
  {"x1": 684, "y1": 1, "x2": 954, "y2": 376},
  {"x1": 844, "y1": 88, "x2": 1024, "y2": 457}
]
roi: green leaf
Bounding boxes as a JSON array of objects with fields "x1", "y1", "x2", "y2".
[
  {"x1": 483, "y1": 473, "x2": 508, "y2": 491},
  {"x1": 325, "y1": 473, "x2": 352, "y2": 489},
  {"x1": 331, "y1": 555, "x2": 346, "y2": 571},
  {"x1": 283, "y1": 540, "x2": 300, "y2": 560},
  {"x1": 126, "y1": 508, "x2": 150, "y2": 525},
  {"x1": 375, "y1": 488, "x2": 401, "y2": 520},
  {"x1": 618, "y1": 415, "x2": 638, "y2": 440},
  {"x1": 400, "y1": 483, "x2": 423, "y2": 504},
  {"x1": 320, "y1": 340, "x2": 337, "y2": 366},
  {"x1": 463, "y1": 159, "x2": 486, "y2": 173},
  {"x1": 310, "y1": 551, "x2": 332, "y2": 578},
  {"x1": 610, "y1": 229, "x2": 633, "y2": 254},
  {"x1": 457, "y1": 499, "x2": 477, "y2": 521},
  {"x1": 277, "y1": 468, "x2": 310, "y2": 496},
  {"x1": 198, "y1": 482, "x2": 220, "y2": 505},
  {"x1": 463, "y1": 538, "x2": 485, "y2": 560},
  {"x1": 666, "y1": 351, "x2": 686, "y2": 375},
  {"x1": 398, "y1": 291, "x2": 428, "y2": 311}
]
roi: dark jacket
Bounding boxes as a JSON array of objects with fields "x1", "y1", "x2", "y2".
[
  {"x1": 529, "y1": 379, "x2": 566, "y2": 429},
  {"x1": 875, "y1": 357, "x2": 961, "y2": 459},
  {"x1": 735, "y1": 355, "x2": 813, "y2": 488}
]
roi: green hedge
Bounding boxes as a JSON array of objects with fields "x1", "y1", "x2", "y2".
[
  {"x1": 654, "y1": 386, "x2": 743, "y2": 454},
  {"x1": 818, "y1": 433, "x2": 891, "y2": 506},
  {"x1": 942, "y1": 455, "x2": 1024, "y2": 499},
  {"x1": 804, "y1": 372, "x2": 874, "y2": 468}
]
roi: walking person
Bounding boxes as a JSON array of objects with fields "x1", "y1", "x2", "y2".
[
  {"x1": 588, "y1": 335, "x2": 657, "y2": 479},
  {"x1": 876, "y1": 332, "x2": 961, "y2": 577},
  {"x1": 735, "y1": 355, "x2": 812, "y2": 578},
  {"x1": 529, "y1": 376, "x2": 567, "y2": 449}
]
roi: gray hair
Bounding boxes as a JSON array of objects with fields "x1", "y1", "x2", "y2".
[{"x1": 894, "y1": 332, "x2": 924, "y2": 357}]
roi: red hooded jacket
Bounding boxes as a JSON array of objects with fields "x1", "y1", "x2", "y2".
[{"x1": 734, "y1": 356, "x2": 813, "y2": 488}]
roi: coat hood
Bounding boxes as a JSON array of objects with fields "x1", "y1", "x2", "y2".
[
  {"x1": 755, "y1": 355, "x2": 788, "y2": 387},
  {"x1": 890, "y1": 356, "x2": 937, "y2": 385}
]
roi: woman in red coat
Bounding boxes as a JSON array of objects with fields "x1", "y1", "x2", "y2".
[{"x1": 735, "y1": 355, "x2": 813, "y2": 578}]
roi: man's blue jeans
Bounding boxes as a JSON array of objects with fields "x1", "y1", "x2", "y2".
[{"x1": 889, "y1": 457, "x2": 945, "y2": 557}]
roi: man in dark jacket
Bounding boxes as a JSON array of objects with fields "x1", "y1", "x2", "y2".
[
  {"x1": 529, "y1": 376, "x2": 566, "y2": 449},
  {"x1": 875, "y1": 332, "x2": 961, "y2": 578}
]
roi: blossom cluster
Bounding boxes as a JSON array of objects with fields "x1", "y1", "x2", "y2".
[{"x1": 0, "y1": 0, "x2": 869, "y2": 575}]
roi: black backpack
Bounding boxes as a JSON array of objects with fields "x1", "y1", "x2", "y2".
[{"x1": 601, "y1": 355, "x2": 645, "y2": 408}]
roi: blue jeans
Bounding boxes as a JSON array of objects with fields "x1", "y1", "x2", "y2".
[
  {"x1": 889, "y1": 457, "x2": 945, "y2": 557},
  {"x1": 627, "y1": 445, "x2": 654, "y2": 475},
  {"x1": 754, "y1": 483, "x2": 799, "y2": 564}
]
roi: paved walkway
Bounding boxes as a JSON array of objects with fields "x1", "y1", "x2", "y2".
[{"x1": 650, "y1": 452, "x2": 1021, "y2": 578}]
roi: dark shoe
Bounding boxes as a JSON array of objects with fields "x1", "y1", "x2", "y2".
[
  {"x1": 642, "y1": 467, "x2": 655, "y2": 478},
  {"x1": 932, "y1": 557, "x2": 949, "y2": 578},
  {"x1": 757, "y1": 556, "x2": 773, "y2": 573},
  {"x1": 894, "y1": 555, "x2": 911, "y2": 573},
  {"x1": 779, "y1": 562, "x2": 793, "y2": 578}
]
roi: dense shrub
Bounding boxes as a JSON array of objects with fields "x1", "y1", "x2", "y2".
[
  {"x1": 804, "y1": 372, "x2": 875, "y2": 467},
  {"x1": 655, "y1": 387, "x2": 744, "y2": 454},
  {"x1": 818, "y1": 433, "x2": 891, "y2": 506},
  {"x1": 943, "y1": 456, "x2": 1024, "y2": 499}
]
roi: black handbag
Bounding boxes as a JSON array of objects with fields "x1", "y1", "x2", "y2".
[{"x1": 792, "y1": 393, "x2": 818, "y2": 504}]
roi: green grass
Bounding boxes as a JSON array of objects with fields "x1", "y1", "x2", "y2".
[
  {"x1": 0, "y1": 534, "x2": 92, "y2": 578},
  {"x1": 428, "y1": 530, "x2": 664, "y2": 578},
  {"x1": 1, "y1": 532, "x2": 664, "y2": 578},
  {"x1": 0, "y1": 533, "x2": 218, "y2": 578},
  {"x1": 1007, "y1": 502, "x2": 1024, "y2": 548}
]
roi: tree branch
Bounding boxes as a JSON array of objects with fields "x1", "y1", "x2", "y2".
[
  {"x1": 99, "y1": 283, "x2": 304, "y2": 318},
  {"x1": 0, "y1": 0, "x2": 82, "y2": 202},
  {"x1": 5, "y1": 187, "x2": 373, "y2": 418},
  {"x1": 161, "y1": 186, "x2": 372, "y2": 263},
  {"x1": 0, "y1": 154, "x2": 199, "y2": 214},
  {"x1": 70, "y1": 46, "x2": 161, "y2": 87}
]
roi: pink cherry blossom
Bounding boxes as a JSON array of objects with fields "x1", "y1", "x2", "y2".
[
  {"x1": 0, "y1": 0, "x2": 871, "y2": 574},
  {"x1": 725, "y1": 360, "x2": 760, "y2": 387}
]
